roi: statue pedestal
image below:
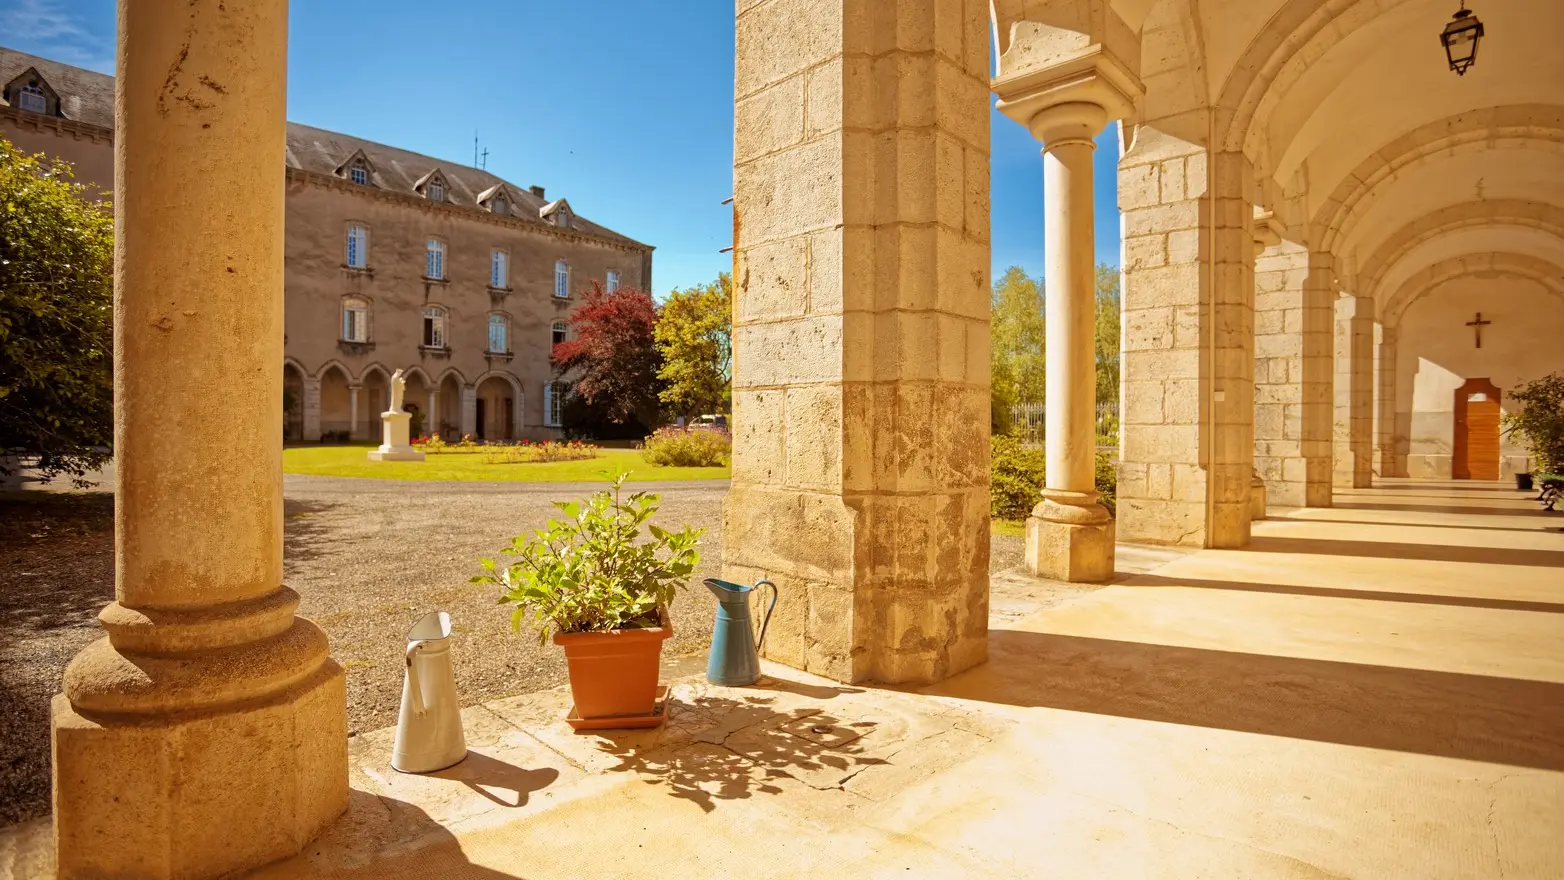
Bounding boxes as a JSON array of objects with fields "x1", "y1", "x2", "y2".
[{"x1": 368, "y1": 411, "x2": 425, "y2": 462}]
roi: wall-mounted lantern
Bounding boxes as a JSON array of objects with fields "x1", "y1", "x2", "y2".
[{"x1": 1441, "y1": 2, "x2": 1484, "y2": 76}]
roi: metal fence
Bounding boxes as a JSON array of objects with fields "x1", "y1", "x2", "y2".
[{"x1": 1010, "y1": 401, "x2": 1120, "y2": 449}]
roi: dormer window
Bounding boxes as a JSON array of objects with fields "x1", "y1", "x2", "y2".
[
  {"x1": 492, "y1": 196, "x2": 508, "y2": 216},
  {"x1": 349, "y1": 164, "x2": 368, "y2": 186},
  {"x1": 428, "y1": 181, "x2": 445, "y2": 202},
  {"x1": 17, "y1": 82, "x2": 46, "y2": 114}
]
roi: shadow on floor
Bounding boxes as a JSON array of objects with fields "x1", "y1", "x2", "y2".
[
  {"x1": 592, "y1": 680, "x2": 876, "y2": 813},
  {"x1": 1245, "y1": 535, "x2": 1564, "y2": 568},
  {"x1": 283, "y1": 497, "x2": 339, "y2": 563},
  {"x1": 254, "y1": 784, "x2": 543, "y2": 879},
  {"x1": 933, "y1": 631, "x2": 1564, "y2": 771},
  {"x1": 1332, "y1": 500, "x2": 1553, "y2": 518},
  {"x1": 1273, "y1": 515, "x2": 1551, "y2": 533},
  {"x1": 1121, "y1": 573, "x2": 1564, "y2": 614},
  {"x1": 426, "y1": 751, "x2": 560, "y2": 808}
]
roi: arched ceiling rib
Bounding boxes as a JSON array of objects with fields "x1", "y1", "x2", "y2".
[
  {"x1": 1382, "y1": 253, "x2": 1564, "y2": 328},
  {"x1": 1358, "y1": 200, "x2": 1564, "y2": 299}
]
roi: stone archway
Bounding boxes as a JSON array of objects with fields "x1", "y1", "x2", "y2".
[
  {"x1": 474, "y1": 375, "x2": 515, "y2": 441},
  {"x1": 282, "y1": 361, "x2": 305, "y2": 443},
  {"x1": 437, "y1": 372, "x2": 464, "y2": 440},
  {"x1": 317, "y1": 363, "x2": 352, "y2": 441}
]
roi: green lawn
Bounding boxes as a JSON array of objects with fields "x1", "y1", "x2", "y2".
[
  {"x1": 282, "y1": 446, "x2": 730, "y2": 482},
  {"x1": 991, "y1": 519, "x2": 1026, "y2": 538}
]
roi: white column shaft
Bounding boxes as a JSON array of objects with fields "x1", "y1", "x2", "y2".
[{"x1": 1042, "y1": 138, "x2": 1097, "y2": 494}]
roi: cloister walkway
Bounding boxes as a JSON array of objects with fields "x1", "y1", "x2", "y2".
[{"x1": 6, "y1": 481, "x2": 1559, "y2": 879}]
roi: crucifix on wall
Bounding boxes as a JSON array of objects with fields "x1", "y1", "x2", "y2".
[{"x1": 1466, "y1": 311, "x2": 1491, "y2": 349}]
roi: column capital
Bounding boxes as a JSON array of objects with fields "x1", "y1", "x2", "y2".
[
  {"x1": 1028, "y1": 102, "x2": 1108, "y2": 148},
  {"x1": 993, "y1": 45, "x2": 1142, "y2": 142}
]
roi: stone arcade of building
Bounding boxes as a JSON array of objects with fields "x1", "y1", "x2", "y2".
[
  {"x1": 27, "y1": 1, "x2": 1564, "y2": 877},
  {"x1": 0, "y1": 46, "x2": 653, "y2": 443}
]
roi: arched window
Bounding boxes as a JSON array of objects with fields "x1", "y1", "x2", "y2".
[
  {"x1": 342, "y1": 297, "x2": 369, "y2": 342},
  {"x1": 487, "y1": 314, "x2": 508, "y2": 354},
  {"x1": 490, "y1": 249, "x2": 508, "y2": 288},
  {"x1": 18, "y1": 81, "x2": 47, "y2": 114},
  {"x1": 606, "y1": 269, "x2": 620, "y2": 292},
  {"x1": 425, "y1": 239, "x2": 446, "y2": 280},
  {"x1": 554, "y1": 260, "x2": 570, "y2": 298},
  {"x1": 348, "y1": 162, "x2": 369, "y2": 186},
  {"x1": 345, "y1": 225, "x2": 368, "y2": 268},
  {"x1": 422, "y1": 306, "x2": 447, "y2": 348},
  {"x1": 551, "y1": 321, "x2": 567, "y2": 347}
]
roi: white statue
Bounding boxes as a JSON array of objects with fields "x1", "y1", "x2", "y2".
[
  {"x1": 389, "y1": 368, "x2": 406, "y2": 412},
  {"x1": 369, "y1": 368, "x2": 424, "y2": 462}
]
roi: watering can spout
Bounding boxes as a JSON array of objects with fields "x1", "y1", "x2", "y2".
[
  {"x1": 705, "y1": 578, "x2": 746, "y2": 600},
  {"x1": 702, "y1": 578, "x2": 777, "y2": 687}
]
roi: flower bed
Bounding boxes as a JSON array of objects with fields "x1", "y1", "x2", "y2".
[
  {"x1": 481, "y1": 440, "x2": 601, "y2": 464},
  {"x1": 412, "y1": 434, "x2": 483, "y2": 454}
]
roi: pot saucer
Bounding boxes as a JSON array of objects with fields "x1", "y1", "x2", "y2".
[{"x1": 565, "y1": 684, "x2": 669, "y2": 731}]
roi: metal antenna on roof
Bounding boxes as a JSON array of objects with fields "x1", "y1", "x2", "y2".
[
  {"x1": 481, "y1": 147, "x2": 489, "y2": 170},
  {"x1": 473, "y1": 130, "x2": 479, "y2": 167}
]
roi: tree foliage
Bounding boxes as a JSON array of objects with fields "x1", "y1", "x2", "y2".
[
  {"x1": 991, "y1": 266, "x2": 1046, "y2": 433},
  {"x1": 0, "y1": 136, "x2": 114, "y2": 483},
  {"x1": 655, "y1": 272, "x2": 731, "y2": 422},
  {"x1": 552, "y1": 282, "x2": 664, "y2": 430},
  {"x1": 1504, "y1": 372, "x2": 1564, "y2": 476},
  {"x1": 1094, "y1": 263, "x2": 1121, "y2": 406}
]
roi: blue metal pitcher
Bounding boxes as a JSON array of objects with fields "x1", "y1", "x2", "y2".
[{"x1": 703, "y1": 578, "x2": 778, "y2": 686}]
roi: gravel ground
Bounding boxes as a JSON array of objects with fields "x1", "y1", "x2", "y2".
[{"x1": 0, "y1": 476, "x2": 1025, "y2": 828}]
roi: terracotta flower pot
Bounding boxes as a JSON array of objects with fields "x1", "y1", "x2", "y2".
[{"x1": 553, "y1": 621, "x2": 671, "y2": 720}]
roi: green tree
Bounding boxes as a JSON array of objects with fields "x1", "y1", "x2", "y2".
[
  {"x1": 655, "y1": 272, "x2": 732, "y2": 423},
  {"x1": 0, "y1": 136, "x2": 114, "y2": 483},
  {"x1": 991, "y1": 266, "x2": 1046, "y2": 434},
  {"x1": 1094, "y1": 263, "x2": 1121, "y2": 406}
]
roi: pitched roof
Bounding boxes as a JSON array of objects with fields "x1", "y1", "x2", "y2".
[
  {"x1": 0, "y1": 47, "x2": 114, "y2": 128},
  {"x1": 0, "y1": 45, "x2": 648, "y2": 250}
]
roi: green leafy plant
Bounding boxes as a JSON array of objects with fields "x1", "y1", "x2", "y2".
[
  {"x1": 641, "y1": 425, "x2": 731, "y2": 467},
  {"x1": 473, "y1": 474, "x2": 704, "y2": 645},
  {"x1": 1504, "y1": 373, "x2": 1564, "y2": 476},
  {"x1": 991, "y1": 435, "x2": 1118, "y2": 520}
]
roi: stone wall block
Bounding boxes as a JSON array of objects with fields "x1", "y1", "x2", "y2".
[
  {"x1": 735, "y1": 76, "x2": 806, "y2": 164},
  {"x1": 731, "y1": 389, "x2": 787, "y2": 483},
  {"x1": 784, "y1": 384, "x2": 844, "y2": 491},
  {"x1": 735, "y1": 136, "x2": 845, "y2": 245},
  {"x1": 736, "y1": 0, "x2": 843, "y2": 99},
  {"x1": 736, "y1": 237, "x2": 809, "y2": 323},
  {"x1": 733, "y1": 317, "x2": 845, "y2": 387}
]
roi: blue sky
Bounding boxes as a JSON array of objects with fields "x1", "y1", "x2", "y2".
[{"x1": 2, "y1": 0, "x2": 1121, "y2": 296}]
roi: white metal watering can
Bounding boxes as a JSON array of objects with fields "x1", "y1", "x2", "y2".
[{"x1": 391, "y1": 611, "x2": 467, "y2": 773}]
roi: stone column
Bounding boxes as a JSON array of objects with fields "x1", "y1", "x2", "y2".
[
  {"x1": 302, "y1": 376, "x2": 322, "y2": 443},
  {"x1": 426, "y1": 388, "x2": 438, "y2": 439},
  {"x1": 724, "y1": 0, "x2": 991, "y2": 684},
  {"x1": 1116, "y1": 128, "x2": 1254, "y2": 547},
  {"x1": 1022, "y1": 104, "x2": 1113, "y2": 581},
  {"x1": 1253, "y1": 242, "x2": 1333, "y2": 508},
  {"x1": 347, "y1": 384, "x2": 362, "y2": 441},
  {"x1": 51, "y1": 3, "x2": 347, "y2": 878},
  {"x1": 1334, "y1": 294, "x2": 1375, "y2": 488},
  {"x1": 1376, "y1": 326, "x2": 1402, "y2": 476},
  {"x1": 460, "y1": 384, "x2": 478, "y2": 437}
]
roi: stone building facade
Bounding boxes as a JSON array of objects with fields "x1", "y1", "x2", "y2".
[{"x1": 2, "y1": 46, "x2": 653, "y2": 443}]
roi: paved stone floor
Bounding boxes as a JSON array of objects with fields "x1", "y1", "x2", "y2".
[{"x1": 3, "y1": 479, "x2": 1559, "y2": 878}]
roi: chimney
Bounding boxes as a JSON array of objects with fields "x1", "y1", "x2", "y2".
[{"x1": 529, "y1": 185, "x2": 545, "y2": 199}]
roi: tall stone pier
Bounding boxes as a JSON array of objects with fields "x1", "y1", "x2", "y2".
[
  {"x1": 724, "y1": 0, "x2": 992, "y2": 684},
  {"x1": 51, "y1": 2, "x2": 348, "y2": 877}
]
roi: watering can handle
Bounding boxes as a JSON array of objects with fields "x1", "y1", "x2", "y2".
[
  {"x1": 405, "y1": 641, "x2": 428, "y2": 716},
  {"x1": 753, "y1": 579, "x2": 778, "y2": 653}
]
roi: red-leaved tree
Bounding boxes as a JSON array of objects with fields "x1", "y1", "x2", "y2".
[{"x1": 552, "y1": 282, "x2": 664, "y2": 430}]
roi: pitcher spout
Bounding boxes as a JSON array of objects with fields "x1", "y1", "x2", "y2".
[{"x1": 704, "y1": 578, "x2": 748, "y2": 600}]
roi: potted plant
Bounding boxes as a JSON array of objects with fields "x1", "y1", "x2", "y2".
[
  {"x1": 473, "y1": 474, "x2": 702, "y2": 727},
  {"x1": 1504, "y1": 373, "x2": 1564, "y2": 492}
]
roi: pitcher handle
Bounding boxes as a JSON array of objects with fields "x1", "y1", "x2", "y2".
[
  {"x1": 405, "y1": 640, "x2": 428, "y2": 716},
  {"x1": 753, "y1": 579, "x2": 778, "y2": 653}
]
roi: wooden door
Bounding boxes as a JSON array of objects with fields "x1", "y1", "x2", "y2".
[{"x1": 1453, "y1": 378, "x2": 1501, "y2": 480}]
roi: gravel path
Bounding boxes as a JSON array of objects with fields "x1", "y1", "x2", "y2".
[{"x1": 0, "y1": 476, "x2": 1026, "y2": 828}]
